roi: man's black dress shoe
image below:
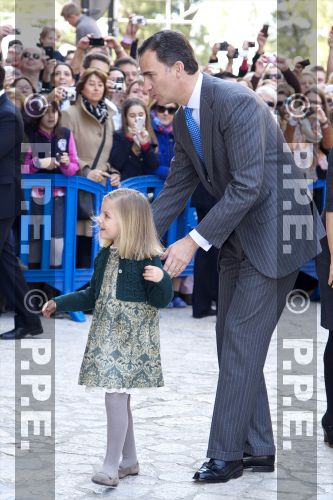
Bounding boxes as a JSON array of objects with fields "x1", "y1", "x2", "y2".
[
  {"x1": 242, "y1": 453, "x2": 275, "y2": 472},
  {"x1": 0, "y1": 326, "x2": 43, "y2": 340},
  {"x1": 193, "y1": 458, "x2": 243, "y2": 483},
  {"x1": 193, "y1": 308, "x2": 217, "y2": 319}
]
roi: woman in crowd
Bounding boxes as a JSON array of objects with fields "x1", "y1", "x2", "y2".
[
  {"x1": 24, "y1": 101, "x2": 79, "y2": 267},
  {"x1": 61, "y1": 68, "x2": 120, "y2": 266},
  {"x1": 105, "y1": 66, "x2": 127, "y2": 131},
  {"x1": 109, "y1": 97, "x2": 159, "y2": 181},
  {"x1": 150, "y1": 102, "x2": 178, "y2": 180},
  {"x1": 49, "y1": 62, "x2": 76, "y2": 110},
  {"x1": 12, "y1": 76, "x2": 35, "y2": 97},
  {"x1": 316, "y1": 148, "x2": 333, "y2": 448}
]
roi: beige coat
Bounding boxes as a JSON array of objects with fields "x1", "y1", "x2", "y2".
[{"x1": 61, "y1": 95, "x2": 117, "y2": 236}]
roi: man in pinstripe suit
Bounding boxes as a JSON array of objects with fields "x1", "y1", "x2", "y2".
[{"x1": 139, "y1": 31, "x2": 325, "y2": 483}]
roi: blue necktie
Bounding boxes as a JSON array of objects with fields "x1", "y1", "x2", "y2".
[{"x1": 184, "y1": 107, "x2": 204, "y2": 163}]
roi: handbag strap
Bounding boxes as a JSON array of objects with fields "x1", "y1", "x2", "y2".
[{"x1": 90, "y1": 123, "x2": 107, "y2": 170}]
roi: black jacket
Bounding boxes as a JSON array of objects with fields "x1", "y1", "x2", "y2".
[
  {"x1": 0, "y1": 93, "x2": 24, "y2": 220},
  {"x1": 110, "y1": 130, "x2": 159, "y2": 181}
]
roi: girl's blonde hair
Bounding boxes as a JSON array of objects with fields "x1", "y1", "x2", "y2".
[{"x1": 101, "y1": 188, "x2": 163, "y2": 259}]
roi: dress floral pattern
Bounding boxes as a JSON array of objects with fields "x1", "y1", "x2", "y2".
[{"x1": 78, "y1": 247, "x2": 164, "y2": 390}]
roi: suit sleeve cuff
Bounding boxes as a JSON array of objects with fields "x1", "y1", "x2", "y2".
[{"x1": 189, "y1": 229, "x2": 212, "y2": 251}]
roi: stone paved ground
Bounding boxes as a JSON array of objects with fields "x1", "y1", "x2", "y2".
[{"x1": 1, "y1": 303, "x2": 332, "y2": 499}]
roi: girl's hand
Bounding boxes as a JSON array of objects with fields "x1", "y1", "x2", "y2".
[
  {"x1": 328, "y1": 262, "x2": 333, "y2": 288},
  {"x1": 54, "y1": 86, "x2": 67, "y2": 102},
  {"x1": 42, "y1": 300, "x2": 57, "y2": 318},
  {"x1": 143, "y1": 265, "x2": 164, "y2": 283},
  {"x1": 59, "y1": 152, "x2": 69, "y2": 166},
  {"x1": 136, "y1": 128, "x2": 150, "y2": 145}
]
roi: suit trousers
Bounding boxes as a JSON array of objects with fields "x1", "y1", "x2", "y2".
[
  {"x1": 0, "y1": 217, "x2": 42, "y2": 329},
  {"x1": 207, "y1": 231, "x2": 298, "y2": 460}
]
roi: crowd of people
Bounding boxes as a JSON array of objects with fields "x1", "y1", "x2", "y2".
[{"x1": 1, "y1": 2, "x2": 333, "y2": 490}]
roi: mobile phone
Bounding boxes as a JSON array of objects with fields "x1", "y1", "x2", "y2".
[
  {"x1": 10, "y1": 28, "x2": 21, "y2": 35},
  {"x1": 135, "y1": 116, "x2": 145, "y2": 131},
  {"x1": 232, "y1": 48, "x2": 239, "y2": 59},
  {"x1": 248, "y1": 42, "x2": 255, "y2": 47},
  {"x1": 298, "y1": 58, "x2": 310, "y2": 68},
  {"x1": 44, "y1": 46, "x2": 54, "y2": 59},
  {"x1": 132, "y1": 15, "x2": 146, "y2": 26},
  {"x1": 89, "y1": 37, "x2": 105, "y2": 46},
  {"x1": 219, "y1": 41, "x2": 229, "y2": 51},
  {"x1": 261, "y1": 24, "x2": 269, "y2": 37}
]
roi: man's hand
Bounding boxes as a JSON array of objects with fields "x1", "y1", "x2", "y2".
[
  {"x1": 0, "y1": 24, "x2": 14, "y2": 40},
  {"x1": 162, "y1": 235, "x2": 199, "y2": 277},
  {"x1": 276, "y1": 55, "x2": 289, "y2": 72},
  {"x1": 256, "y1": 31, "x2": 267, "y2": 54},
  {"x1": 125, "y1": 14, "x2": 140, "y2": 40},
  {"x1": 42, "y1": 300, "x2": 56, "y2": 318},
  {"x1": 143, "y1": 265, "x2": 164, "y2": 283}
]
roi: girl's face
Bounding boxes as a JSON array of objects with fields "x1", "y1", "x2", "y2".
[
  {"x1": 40, "y1": 106, "x2": 59, "y2": 130},
  {"x1": 99, "y1": 198, "x2": 120, "y2": 242},
  {"x1": 54, "y1": 65, "x2": 74, "y2": 87},
  {"x1": 82, "y1": 74, "x2": 105, "y2": 105},
  {"x1": 128, "y1": 83, "x2": 150, "y2": 106},
  {"x1": 15, "y1": 78, "x2": 33, "y2": 97},
  {"x1": 126, "y1": 104, "x2": 146, "y2": 129}
]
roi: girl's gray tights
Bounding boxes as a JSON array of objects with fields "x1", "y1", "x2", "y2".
[{"x1": 102, "y1": 392, "x2": 138, "y2": 477}]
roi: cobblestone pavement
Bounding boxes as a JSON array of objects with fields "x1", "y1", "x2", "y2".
[{"x1": 1, "y1": 303, "x2": 332, "y2": 499}]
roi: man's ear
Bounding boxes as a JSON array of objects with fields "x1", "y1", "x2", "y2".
[{"x1": 174, "y1": 60, "x2": 185, "y2": 78}]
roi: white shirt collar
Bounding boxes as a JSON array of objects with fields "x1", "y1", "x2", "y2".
[
  {"x1": 186, "y1": 72, "x2": 203, "y2": 110},
  {"x1": 0, "y1": 89, "x2": 5, "y2": 97}
]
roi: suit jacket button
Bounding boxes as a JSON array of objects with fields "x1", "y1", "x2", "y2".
[
  {"x1": 207, "y1": 176, "x2": 211, "y2": 183},
  {"x1": 118, "y1": 269, "x2": 122, "y2": 273}
]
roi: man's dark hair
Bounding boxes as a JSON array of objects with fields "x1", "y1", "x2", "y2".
[
  {"x1": 83, "y1": 52, "x2": 111, "y2": 70},
  {"x1": 116, "y1": 56, "x2": 138, "y2": 68},
  {"x1": 8, "y1": 39, "x2": 23, "y2": 48},
  {"x1": 0, "y1": 65, "x2": 5, "y2": 90},
  {"x1": 213, "y1": 71, "x2": 237, "y2": 80},
  {"x1": 138, "y1": 30, "x2": 199, "y2": 75}
]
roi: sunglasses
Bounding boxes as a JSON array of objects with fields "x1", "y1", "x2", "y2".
[
  {"x1": 263, "y1": 74, "x2": 282, "y2": 80},
  {"x1": 155, "y1": 105, "x2": 178, "y2": 115},
  {"x1": 22, "y1": 52, "x2": 41, "y2": 60}
]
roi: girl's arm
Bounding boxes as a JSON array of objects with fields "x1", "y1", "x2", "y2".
[
  {"x1": 23, "y1": 145, "x2": 38, "y2": 173},
  {"x1": 58, "y1": 131, "x2": 80, "y2": 176},
  {"x1": 109, "y1": 132, "x2": 132, "y2": 171}
]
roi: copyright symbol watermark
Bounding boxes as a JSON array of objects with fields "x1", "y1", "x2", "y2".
[
  {"x1": 24, "y1": 289, "x2": 48, "y2": 314},
  {"x1": 286, "y1": 289, "x2": 310, "y2": 314},
  {"x1": 285, "y1": 93, "x2": 310, "y2": 119},
  {"x1": 24, "y1": 93, "x2": 48, "y2": 118}
]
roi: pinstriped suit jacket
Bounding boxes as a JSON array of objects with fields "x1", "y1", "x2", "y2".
[{"x1": 152, "y1": 73, "x2": 325, "y2": 279}]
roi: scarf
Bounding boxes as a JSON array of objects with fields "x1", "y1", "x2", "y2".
[
  {"x1": 151, "y1": 112, "x2": 174, "y2": 135},
  {"x1": 82, "y1": 95, "x2": 108, "y2": 124}
]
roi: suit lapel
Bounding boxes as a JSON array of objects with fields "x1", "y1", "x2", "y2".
[{"x1": 200, "y1": 94, "x2": 214, "y2": 182}]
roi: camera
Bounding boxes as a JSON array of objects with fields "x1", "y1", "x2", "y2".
[
  {"x1": 298, "y1": 58, "x2": 310, "y2": 68},
  {"x1": 261, "y1": 24, "x2": 269, "y2": 37},
  {"x1": 266, "y1": 54, "x2": 277, "y2": 64},
  {"x1": 10, "y1": 28, "x2": 21, "y2": 35},
  {"x1": 132, "y1": 15, "x2": 146, "y2": 26},
  {"x1": 325, "y1": 84, "x2": 333, "y2": 93},
  {"x1": 219, "y1": 41, "x2": 229, "y2": 51},
  {"x1": 55, "y1": 153, "x2": 62, "y2": 163},
  {"x1": 115, "y1": 77, "x2": 124, "y2": 92},
  {"x1": 248, "y1": 42, "x2": 255, "y2": 48},
  {"x1": 232, "y1": 48, "x2": 239, "y2": 59},
  {"x1": 44, "y1": 46, "x2": 54, "y2": 59},
  {"x1": 66, "y1": 86, "x2": 77, "y2": 102},
  {"x1": 89, "y1": 37, "x2": 105, "y2": 46}
]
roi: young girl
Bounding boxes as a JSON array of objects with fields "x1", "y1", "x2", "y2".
[
  {"x1": 109, "y1": 97, "x2": 159, "y2": 180},
  {"x1": 42, "y1": 188, "x2": 173, "y2": 487}
]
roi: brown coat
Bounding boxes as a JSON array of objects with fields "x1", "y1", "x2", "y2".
[{"x1": 61, "y1": 95, "x2": 117, "y2": 236}]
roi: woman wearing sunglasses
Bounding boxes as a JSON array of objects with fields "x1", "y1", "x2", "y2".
[{"x1": 150, "y1": 102, "x2": 178, "y2": 180}]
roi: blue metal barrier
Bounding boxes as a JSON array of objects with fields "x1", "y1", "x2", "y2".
[
  {"x1": 21, "y1": 174, "x2": 197, "y2": 321},
  {"x1": 299, "y1": 178, "x2": 326, "y2": 301}
]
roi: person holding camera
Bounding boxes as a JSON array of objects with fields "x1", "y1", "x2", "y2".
[
  {"x1": 109, "y1": 97, "x2": 159, "y2": 181},
  {"x1": 105, "y1": 66, "x2": 127, "y2": 130},
  {"x1": 23, "y1": 100, "x2": 79, "y2": 267},
  {"x1": 61, "y1": 68, "x2": 120, "y2": 266},
  {"x1": 48, "y1": 62, "x2": 76, "y2": 110}
]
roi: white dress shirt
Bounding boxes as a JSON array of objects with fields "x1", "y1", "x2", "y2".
[
  {"x1": 0, "y1": 89, "x2": 5, "y2": 97},
  {"x1": 184, "y1": 73, "x2": 212, "y2": 251}
]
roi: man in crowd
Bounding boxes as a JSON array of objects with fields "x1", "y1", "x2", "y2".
[{"x1": 61, "y1": 2, "x2": 101, "y2": 45}]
